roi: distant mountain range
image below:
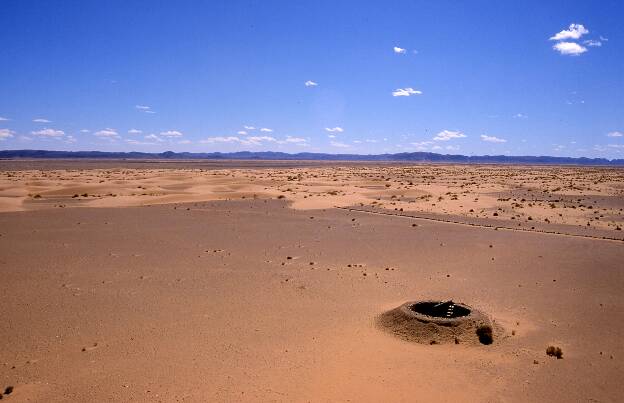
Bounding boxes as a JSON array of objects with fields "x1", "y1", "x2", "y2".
[{"x1": 1, "y1": 149, "x2": 623, "y2": 165}]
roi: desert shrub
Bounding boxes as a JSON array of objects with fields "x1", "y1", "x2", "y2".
[
  {"x1": 546, "y1": 345, "x2": 563, "y2": 359},
  {"x1": 476, "y1": 325, "x2": 493, "y2": 345}
]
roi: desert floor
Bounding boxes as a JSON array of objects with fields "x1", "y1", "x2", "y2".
[{"x1": 0, "y1": 160, "x2": 623, "y2": 402}]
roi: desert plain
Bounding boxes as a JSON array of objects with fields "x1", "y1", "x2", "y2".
[{"x1": 0, "y1": 160, "x2": 623, "y2": 402}]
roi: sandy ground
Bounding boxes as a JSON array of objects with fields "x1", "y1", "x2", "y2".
[{"x1": 0, "y1": 161, "x2": 623, "y2": 402}]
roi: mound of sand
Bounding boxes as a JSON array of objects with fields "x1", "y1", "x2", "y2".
[{"x1": 377, "y1": 300, "x2": 505, "y2": 345}]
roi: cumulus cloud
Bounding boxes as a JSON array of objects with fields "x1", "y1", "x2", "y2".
[
  {"x1": 94, "y1": 128, "x2": 119, "y2": 138},
  {"x1": 325, "y1": 127, "x2": 344, "y2": 133},
  {"x1": 237, "y1": 130, "x2": 247, "y2": 135},
  {"x1": 160, "y1": 130, "x2": 183, "y2": 137},
  {"x1": 32, "y1": 128, "x2": 65, "y2": 137},
  {"x1": 481, "y1": 134, "x2": 507, "y2": 143},
  {"x1": 392, "y1": 87, "x2": 422, "y2": 97},
  {"x1": 393, "y1": 46, "x2": 406, "y2": 54},
  {"x1": 550, "y1": 24, "x2": 589, "y2": 41},
  {"x1": 607, "y1": 131, "x2": 623, "y2": 137},
  {"x1": 128, "y1": 129, "x2": 142, "y2": 134},
  {"x1": 33, "y1": 118, "x2": 51, "y2": 123},
  {"x1": 0, "y1": 128, "x2": 15, "y2": 139},
  {"x1": 304, "y1": 80, "x2": 318, "y2": 87},
  {"x1": 433, "y1": 130, "x2": 466, "y2": 141},
  {"x1": 260, "y1": 128, "x2": 273, "y2": 132},
  {"x1": 553, "y1": 41, "x2": 587, "y2": 56}
]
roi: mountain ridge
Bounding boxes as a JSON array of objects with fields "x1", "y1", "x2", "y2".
[{"x1": 1, "y1": 149, "x2": 623, "y2": 165}]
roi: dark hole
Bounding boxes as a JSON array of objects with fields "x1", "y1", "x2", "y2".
[
  {"x1": 410, "y1": 301, "x2": 470, "y2": 318},
  {"x1": 476, "y1": 325, "x2": 494, "y2": 345},
  {"x1": 3, "y1": 386, "x2": 13, "y2": 395}
]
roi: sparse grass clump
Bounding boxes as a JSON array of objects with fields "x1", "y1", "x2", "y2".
[{"x1": 546, "y1": 345, "x2": 563, "y2": 359}]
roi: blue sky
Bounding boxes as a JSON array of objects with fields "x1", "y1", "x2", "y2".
[{"x1": 0, "y1": 0, "x2": 623, "y2": 157}]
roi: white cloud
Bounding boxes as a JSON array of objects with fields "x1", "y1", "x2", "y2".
[
  {"x1": 412, "y1": 141, "x2": 433, "y2": 146},
  {"x1": 584, "y1": 39, "x2": 602, "y2": 47},
  {"x1": 606, "y1": 131, "x2": 623, "y2": 137},
  {"x1": 128, "y1": 129, "x2": 142, "y2": 134},
  {"x1": 244, "y1": 125, "x2": 256, "y2": 130},
  {"x1": 18, "y1": 136, "x2": 32, "y2": 141},
  {"x1": 607, "y1": 144, "x2": 624, "y2": 149},
  {"x1": 33, "y1": 118, "x2": 51, "y2": 123},
  {"x1": 353, "y1": 140, "x2": 362, "y2": 144},
  {"x1": 304, "y1": 80, "x2": 318, "y2": 87},
  {"x1": 433, "y1": 130, "x2": 466, "y2": 141},
  {"x1": 600, "y1": 36, "x2": 609, "y2": 42},
  {"x1": 365, "y1": 139, "x2": 378, "y2": 143},
  {"x1": 481, "y1": 134, "x2": 507, "y2": 143},
  {"x1": 260, "y1": 128, "x2": 273, "y2": 132},
  {"x1": 178, "y1": 139, "x2": 192, "y2": 144},
  {"x1": 411, "y1": 141, "x2": 433, "y2": 150},
  {"x1": 160, "y1": 130, "x2": 183, "y2": 137},
  {"x1": 200, "y1": 135, "x2": 276, "y2": 146},
  {"x1": 284, "y1": 136, "x2": 308, "y2": 143},
  {"x1": 446, "y1": 145, "x2": 460, "y2": 151},
  {"x1": 392, "y1": 87, "x2": 422, "y2": 97},
  {"x1": 94, "y1": 128, "x2": 119, "y2": 138},
  {"x1": 0, "y1": 128, "x2": 15, "y2": 139},
  {"x1": 248, "y1": 136, "x2": 277, "y2": 144},
  {"x1": 144, "y1": 134, "x2": 163, "y2": 142},
  {"x1": 200, "y1": 136, "x2": 242, "y2": 144},
  {"x1": 330, "y1": 140, "x2": 350, "y2": 148},
  {"x1": 136, "y1": 105, "x2": 155, "y2": 114},
  {"x1": 80, "y1": 129, "x2": 90, "y2": 133},
  {"x1": 550, "y1": 24, "x2": 589, "y2": 41},
  {"x1": 32, "y1": 128, "x2": 65, "y2": 137},
  {"x1": 0, "y1": 117, "x2": 9, "y2": 121},
  {"x1": 513, "y1": 113, "x2": 528, "y2": 119},
  {"x1": 325, "y1": 127, "x2": 344, "y2": 133},
  {"x1": 393, "y1": 46, "x2": 406, "y2": 54},
  {"x1": 431, "y1": 145, "x2": 442, "y2": 150},
  {"x1": 553, "y1": 41, "x2": 587, "y2": 56},
  {"x1": 237, "y1": 130, "x2": 247, "y2": 135},
  {"x1": 65, "y1": 135, "x2": 77, "y2": 143},
  {"x1": 126, "y1": 139, "x2": 151, "y2": 145},
  {"x1": 327, "y1": 134, "x2": 336, "y2": 138}
]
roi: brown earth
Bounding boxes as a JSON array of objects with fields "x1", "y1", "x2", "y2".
[{"x1": 0, "y1": 160, "x2": 623, "y2": 402}]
